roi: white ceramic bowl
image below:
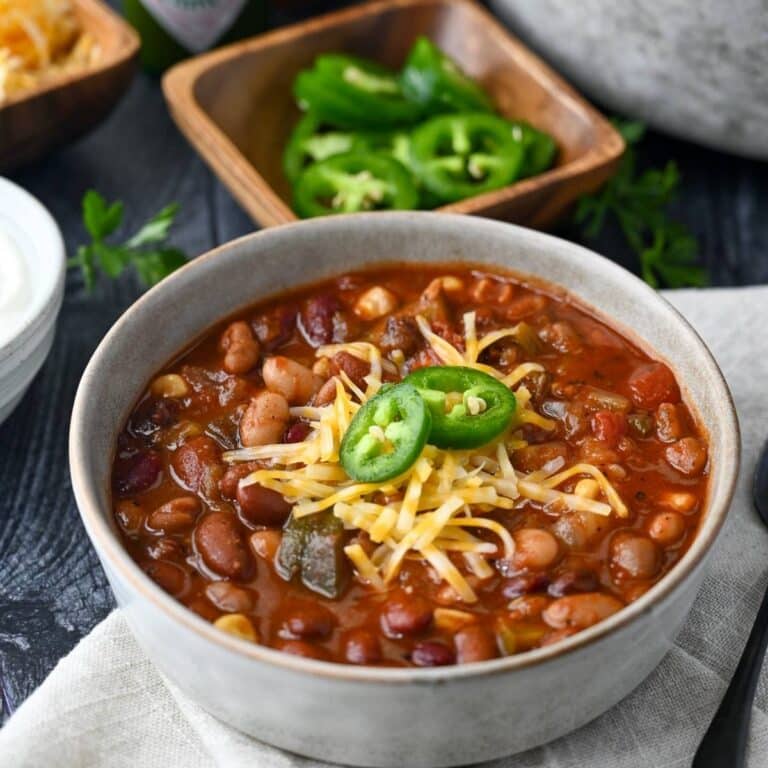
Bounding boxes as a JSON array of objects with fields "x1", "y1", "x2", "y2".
[
  {"x1": 0, "y1": 177, "x2": 65, "y2": 426},
  {"x1": 69, "y1": 213, "x2": 739, "y2": 767}
]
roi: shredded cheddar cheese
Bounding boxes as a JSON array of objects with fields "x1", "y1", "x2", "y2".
[{"x1": 224, "y1": 312, "x2": 629, "y2": 603}]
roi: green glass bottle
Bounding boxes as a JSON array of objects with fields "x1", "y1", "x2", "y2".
[{"x1": 123, "y1": 0, "x2": 267, "y2": 74}]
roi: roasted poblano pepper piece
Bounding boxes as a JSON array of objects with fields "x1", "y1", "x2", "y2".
[{"x1": 276, "y1": 511, "x2": 350, "y2": 599}]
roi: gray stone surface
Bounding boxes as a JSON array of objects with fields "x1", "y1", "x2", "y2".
[{"x1": 491, "y1": 0, "x2": 768, "y2": 159}]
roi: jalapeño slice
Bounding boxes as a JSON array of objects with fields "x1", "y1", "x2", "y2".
[
  {"x1": 400, "y1": 37, "x2": 493, "y2": 115},
  {"x1": 404, "y1": 366, "x2": 516, "y2": 449},
  {"x1": 410, "y1": 113, "x2": 524, "y2": 203},
  {"x1": 340, "y1": 383, "x2": 431, "y2": 482},
  {"x1": 293, "y1": 152, "x2": 418, "y2": 218}
]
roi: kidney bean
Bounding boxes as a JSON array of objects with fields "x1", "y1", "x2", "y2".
[
  {"x1": 115, "y1": 499, "x2": 144, "y2": 536},
  {"x1": 610, "y1": 532, "x2": 661, "y2": 579},
  {"x1": 219, "y1": 321, "x2": 260, "y2": 375},
  {"x1": 665, "y1": 437, "x2": 708, "y2": 476},
  {"x1": 194, "y1": 512, "x2": 252, "y2": 580},
  {"x1": 513, "y1": 528, "x2": 560, "y2": 570},
  {"x1": 205, "y1": 581, "x2": 257, "y2": 613},
  {"x1": 252, "y1": 305, "x2": 296, "y2": 351},
  {"x1": 343, "y1": 628, "x2": 382, "y2": 664},
  {"x1": 236, "y1": 483, "x2": 291, "y2": 527},
  {"x1": 281, "y1": 601, "x2": 335, "y2": 639},
  {"x1": 539, "y1": 321, "x2": 582, "y2": 354},
  {"x1": 332, "y1": 351, "x2": 370, "y2": 389},
  {"x1": 548, "y1": 570, "x2": 599, "y2": 598},
  {"x1": 113, "y1": 450, "x2": 162, "y2": 496},
  {"x1": 141, "y1": 560, "x2": 188, "y2": 597},
  {"x1": 239, "y1": 391, "x2": 290, "y2": 447},
  {"x1": 147, "y1": 496, "x2": 201, "y2": 533},
  {"x1": 284, "y1": 422, "x2": 311, "y2": 443},
  {"x1": 147, "y1": 537, "x2": 184, "y2": 561},
  {"x1": 276, "y1": 639, "x2": 329, "y2": 661},
  {"x1": 377, "y1": 315, "x2": 421, "y2": 356},
  {"x1": 381, "y1": 591, "x2": 433, "y2": 637},
  {"x1": 219, "y1": 463, "x2": 257, "y2": 500},
  {"x1": 172, "y1": 436, "x2": 222, "y2": 496},
  {"x1": 627, "y1": 362, "x2": 680, "y2": 410},
  {"x1": 501, "y1": 573, "x2": 550, "y2": 599},
  {"x1": 540, "y1": 628, "x2": 578, "y2": 647},
  {"x1": 411, "y1": 641, "x2": 455, "y2": 667},
  {"x1": 454, "y1": 625, "x2": 498, "y2": 663},
  {"x1": 512, "y1": 442, "x2": 568, "y2": 473},
  {"x1": 301, "y1": 294, "x2": 340, "y2": 346},
  {"x1": 542, "y1": 593, "x2": 624, "y2": 630}
]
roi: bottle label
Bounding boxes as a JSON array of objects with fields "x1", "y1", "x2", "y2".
[{"x1": 140, "y1": 0, "x2": 247, "y2": 53}]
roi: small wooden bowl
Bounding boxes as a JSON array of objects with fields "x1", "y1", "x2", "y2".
[
  {"x1": 0, "y1": 0, "x2": 139, "y2": 172},
  {"x1": 163, "y1": 0, "x2": 624, "y2": 228}
]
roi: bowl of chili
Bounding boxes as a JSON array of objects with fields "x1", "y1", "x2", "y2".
[{"x1": 70, "y1": 212, "x2": 739, "y2": 766}]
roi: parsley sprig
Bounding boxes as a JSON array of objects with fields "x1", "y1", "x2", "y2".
[
  {"x1": 574, "y1": 120, "x2": 708, "y2": 288},
  {"x1": 67, "y1": 190, "x2": 188, "y2": 291}
]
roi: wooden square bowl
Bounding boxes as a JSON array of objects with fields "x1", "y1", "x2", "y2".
[
  {"x1": 162, "y1": 0, "x2": 624, "y2": 228},
  {"x1": 0, "y1": 0, "x2": 139, "y2": 172}
]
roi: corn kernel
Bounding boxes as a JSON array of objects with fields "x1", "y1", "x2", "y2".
[
  {"x1": 574, "y1": 478, "x2": 600, "y2": 499},
  {"x1": 150, "y1": 373, "x2": 189, "y2": 398},
  {"x1": 434, "y1": 608, "x2": 476, "y2": 632},
  {"x1": 214, "y1": 613, "x2": 258, "y2": 642}
]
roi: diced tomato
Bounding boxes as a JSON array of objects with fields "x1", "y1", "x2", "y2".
[
  {"x1": 627, "y1": 363, "x2": 680, "y2": 409},
  {"x1": 590, "y1": 410, "x2": 627, "y2": 448}
]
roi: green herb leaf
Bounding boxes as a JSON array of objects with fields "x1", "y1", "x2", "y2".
[
  {"x1": 70, "y1": 193, "x2": 188, "y2": 291},
  {"x1": 574, "y1": 119, "x2": 708, "y2": 289}
]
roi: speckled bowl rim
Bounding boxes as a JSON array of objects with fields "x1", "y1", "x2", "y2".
[{"x1": 70, "y1": 212, "x2": 740, "y2": 684}]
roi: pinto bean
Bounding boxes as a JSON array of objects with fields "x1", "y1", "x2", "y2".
[
  {"x1": 249, "y1": 529, "x2": 282, "y2": 563},
  {"x1": 115, "y1": 499, "x2": 144, "y2": 536},
  {"x1": 194, "y1": 512, "x2": 252, "y2": 579},
  {"x1": 219, "y1": 463, "x2": 256, "y2": 500},
  {"x1": 655, "y1": 403, "x2": 685, "y2": 443},
  {"x1": 381, "y1": 591, "x2": 433, "y2": 637},
  {"x1": 147, "y1": 537, "x2": 183, "y2": 561},
  {"x1": 236, "y1": 482, "x2": 291, "y2": 527},
  {"x1": 262, "y1": 356, "x2": 322, "y2": 405},
  {"x1": 665, "y1": 437, "x2": 708, "y2": 476},
  {"x1": 507, "y1": 595, "x2": 551, "y2": 621},
  {"x1": 239, "y1": 391, "x2": 290, "y2": 447},
  {"x1": 281, "y1": 601, "x2": 335, "y2": 639},
  {"x1": 141, "y1": 560, "x2": 188, "y2": 597},
  {"x1": 332, "y1": 351, "x2": 370, "y2": 389},
  {"x1": 343, "y1": 629, "x2": 382, "y2": 664},
  {"x1": 313, "y1": 377, "x2": 338, "y2": 406},
  {"x1": 147, "y1": 496, "x2": 200, "y2": 533},
  {"x1": 220, "y1": 321, "x2": 260, "y2": 374},
  {"x1": 513, "y1": 528, "x2": 560, "y2": 570},
  {"x1": 539, "y1": 321, "x2": 582, "y2": 354},
  {"x1": 542, "y1": 593, "x2": 624, "y2": 630},
  {"x1": 377, "y1": 315, "x2": 421, "y2": 356},
  {"x1": 454, "y1": 625, "x2": 498, "y2": 663},
  {"x1": 552, "y1": 511, "x2": 608, "y2": 550},
  {"x1": 647, "y1": 512, "x2": 687, "y2": 545},
  {"x1": 205, "y1": 582, "x2": 257, "y2": 613},
  {"x1": 172, "y1": 436, "x2": 222, "y2": 497},
  {"x1": 276, "y1": 639, "x2": 329, "y2": 660},
  {"x1": 610, "y1": 532, "x2": 661, "y2": 579},
  {"x1": 512, "y1": 442, "x2": 568, "y2": 473},
  {"x1": 547, "y1": 569, "x2": 599, "y2": 598},
  {"x1": 411, "y1": 641, "x2": 455, "y2": 667}
]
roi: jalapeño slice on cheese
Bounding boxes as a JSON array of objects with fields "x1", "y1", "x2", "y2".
[
  {"x1": 404, "y1": 366, "x2": 516, "y2": 449},
  {"x1": 340, "y1": 383, "x2": 431, "y2": 483}
]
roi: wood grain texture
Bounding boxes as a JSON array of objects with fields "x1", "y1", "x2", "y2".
[
  {"x1": 161, "y1": 0, "x2": 623, "y2": 229},
  {"x1": 0, "y1": 0, "x2": 767, "y2": 726}
]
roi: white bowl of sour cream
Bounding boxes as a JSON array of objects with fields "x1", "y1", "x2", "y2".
[{"x1": 0, "y1": 177, "x2": 65, "y2": 425}]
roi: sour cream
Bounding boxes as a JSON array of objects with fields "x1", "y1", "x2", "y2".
[{"x1": 0, "y1": 226, "x2": 32, "y2": 347}]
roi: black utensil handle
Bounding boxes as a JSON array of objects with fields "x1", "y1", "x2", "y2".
[{"x1": 692, "y1": 581, "x2": 768, "y2": 767}]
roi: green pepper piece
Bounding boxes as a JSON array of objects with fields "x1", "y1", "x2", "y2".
[
  {"x1": 400, "y1": 37, "x2": 493, "y2": 115},
  {"x1": 294, "y1": 55, "x2": 423, "y2": 129},
  {"x1": 276, "y1": 511, "x2": 350, "y2": 599},
  {"x1": 293, "y1": 152, "x2": 419, "y2": 218},
  {"x1": 509, "y1": 121, "x2": 557, "y2": 178},
  {"x1": 410, "y1": 113, "x2": 524, "y2": 203},
  {"x1": 283, "y1": 114, "x2": 367, "y2": 183},
  {"x1": 340, "y1": 383, "x2": 431, "y2": 482},
  {"x1": 404, "y1": 366, "x2": 516, "y2": 449}
]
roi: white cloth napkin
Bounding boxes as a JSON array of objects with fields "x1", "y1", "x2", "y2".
[{"x1": 3, "y1": 286, "x2": 768, "y2": 768}]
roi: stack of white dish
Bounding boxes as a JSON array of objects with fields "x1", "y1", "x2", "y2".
[{"x1": 0, "y1": 177, "x2": 65, "y2": 425}]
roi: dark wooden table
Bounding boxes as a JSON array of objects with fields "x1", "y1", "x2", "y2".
[{"x1": 1, "y1": 17, "x2": 767, "y2": 724}]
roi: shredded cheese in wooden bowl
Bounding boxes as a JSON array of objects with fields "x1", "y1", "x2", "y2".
[
  {"x1": 0, "y1": 0, "x2": 99, "y2": 104},
  {"x1": 224, "y1": 312, "x2": 629, "y2": 604}
]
